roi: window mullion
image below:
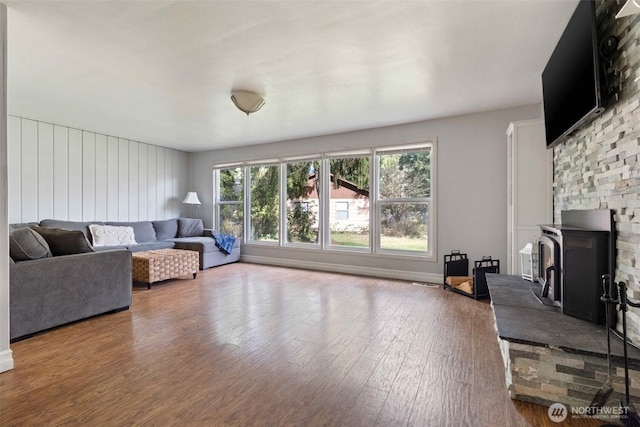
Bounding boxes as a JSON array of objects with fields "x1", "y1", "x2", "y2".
[{"x1": 372, "y1": 152, "x2": 379, "y2": 254}]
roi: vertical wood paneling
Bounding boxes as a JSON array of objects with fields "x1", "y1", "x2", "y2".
[
  {"x1": 7, "y1": 116, "x2": 21, "y2": 223},
  {"x1": 7, "y1": 116, "x2": 190, "y2": 224},
  {"x1": 94, "y1": 134, "x2": 108, "y2": 221},
  {"x1": 165, "y1": 150, "x2": 174, "y2": 218},
  {"x1": 128, "y1": 142, "x2": 139, "y2": 221},
  {"x1": 20, "y1": 119, "x2": 38, "y2": 222},
  {"x1": 53, "y1": 125, "x2": 69, "y2": 220},
  {"x1": 173, "y1": 151, "x2": 181, "y2": 218},
  {"x1": 82, "y1": 131, "x2": 95, "y2": 221},
  {"x1": 68, "y1": 129, "x2": 83, "y2": 221},
  {"x1": 106, "y1": 136, "x2": 119, "y2": 221},
  {"x1": 156, "y1": 147, "x2": 165, "y2": 219},
  {"x1": 118, "y1": 139, "x2": 129, "y2": 221},
  {"x1": 147, "y1": 145, "x2": 157, "y2": 220},
  {"x1": 37, "y1": 123, "x2": 54, "y2": 220},
  {"x1": 177, "y1": 151, "x2": 185, "y2": 217},
  {"x1": 138, "y1": 144, "x2": 148, "y2": 220}
]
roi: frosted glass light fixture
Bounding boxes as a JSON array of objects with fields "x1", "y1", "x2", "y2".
[{"x1": 231, "y1": 90, "x2": 265, "y2": 115}]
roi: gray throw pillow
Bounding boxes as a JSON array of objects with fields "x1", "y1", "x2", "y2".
[
  {"x1": 39, "y1": 219, "x2": 104, "y2": 241},
  {"x1": 9, "y1": 228, "x2": 52, "y2": 261},
  {"x1": 177, "y1": 218, "x2": 204, "y2": 237},
  {"x1": 152, "y1": 219, "x2": 179, "y2": 240},
  {"x1": 32, "y1": 226, "x2": 95, "y2": 256}
]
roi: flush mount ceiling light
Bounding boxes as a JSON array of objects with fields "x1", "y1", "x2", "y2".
[
  {"x1": 617, "y1": 0, "x2": 640, "y2": 18},
  {"x1": 230, "y1": 90, "x2": 265, "y2": 115}
]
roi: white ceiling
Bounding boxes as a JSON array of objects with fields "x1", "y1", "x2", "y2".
[{"x1": 6, "y1": 0, "x2": 580, "y2": 152}]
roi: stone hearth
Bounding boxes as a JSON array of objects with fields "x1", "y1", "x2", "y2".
[{"x1": 487, "y1": 274, "x2": 640, "y2": 413}]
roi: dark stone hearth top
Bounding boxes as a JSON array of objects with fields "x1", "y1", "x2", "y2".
[{"x1": 486, "y1": 274, "x2": 640, "y2": 367}]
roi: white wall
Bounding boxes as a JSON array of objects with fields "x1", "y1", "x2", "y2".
[
  {"x1": 0, "y1": 3, "x2": 13, "y2": 373},
  {"x1": 7, "y1": 116, "x2": 191, "y2": 223},
  {"x1": 190, "y1": 104, "x2": 543, "y2": 281}
]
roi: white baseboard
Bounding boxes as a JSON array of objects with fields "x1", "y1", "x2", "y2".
[
  {"x1": 241, "y1": 255, "x2": 443, "y2": 284},
  {"x1": 0, "y1": 348, "x2": 13, "y2": 373}
]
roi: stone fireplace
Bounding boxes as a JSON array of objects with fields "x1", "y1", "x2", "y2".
[
  {"x1": 487, "y1": 274, "x2": 640, "y2": 414},
  {"x1": 553, "y1": 0, "x2": 640, "y2": 345}
]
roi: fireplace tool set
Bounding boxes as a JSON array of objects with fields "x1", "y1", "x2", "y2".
[{"x1": 589, "y1": 274, "x2": 640, "y2": 426}]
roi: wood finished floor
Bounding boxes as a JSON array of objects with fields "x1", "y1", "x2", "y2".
[{"x1": 0, "y1": 263, "x2": 603, "y2": 426}]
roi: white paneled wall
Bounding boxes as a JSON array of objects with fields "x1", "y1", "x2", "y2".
[{"x1": 7, "y1": 116, "x2": 190, "y2": 223}]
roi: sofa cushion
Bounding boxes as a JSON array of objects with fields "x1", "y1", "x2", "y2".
[
  {"x1": 106, "y1": 221, "x2": 157, "y2": 243},
  {"x1": 177, "y1": 218, "x2": 204, "y2": 238},
  {"x1": 172, "y1": 237, "x2": 217, "y2": 253},
  {"x1": 89, "y1": 224, "x2": 137, "y2": 247},
  {"x1": 9, "y1": 222, "x2": 39, "y2": 232},
  {"x1": 126, "y1": 241, "x2": 176, "y2": 252},
  {"x1": 152, "y1": 219, "x2": 179, "y2": 240},
  {"x1": 9, "y1": 228, "x2": 52, "y2": 261},
  {"x1": 32, "y1": 226, "x2": 95, "y2": 256},
  {"x1": 39, "y1": 219, "x2": 103, "y2": 242}
]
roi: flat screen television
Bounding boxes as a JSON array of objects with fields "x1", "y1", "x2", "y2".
[{"x1": 542, "y1": 0, "x2": 604, "y2": 149}]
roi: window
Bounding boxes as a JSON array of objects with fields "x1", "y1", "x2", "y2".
[
  {"x1": 285, "y1": 159, "x2": 320, "y2": 245},
  {"x1": 216, "y1": 166, "x2": 244, "y2": 238},
  {"x1": 335, "y1": 202, "x2": 349, "y2": 220},
  {"x1": 248, "y1": 164, "x2": 280, "y2": 242},
  {"x1": 328, "y1": 154, "x2": 370, "y2": 249},
  {"x1": 213, "y1": 141, "x2": 435, "y2": 258},
  {"x1": 376, "y1": 145, "x2": 431, "y2": 253}
]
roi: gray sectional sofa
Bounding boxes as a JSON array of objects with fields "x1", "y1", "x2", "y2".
[
  {"x1": 8, "y1": 218, "x2": 240, "y2": 340},
  {"x1": 38, "y1": 217, "x2": 241, "y2": 270}
]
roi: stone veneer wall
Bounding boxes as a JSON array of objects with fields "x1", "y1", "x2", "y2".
[
  {"x1": 553, "y1": 1, "x2": 640, "y2": 343},
  {"x1": 498, "y1": 337, "x2": 640, "y2": 412}
]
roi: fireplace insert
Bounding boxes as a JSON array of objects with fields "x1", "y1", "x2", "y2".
[{"x1": 538, "y1": 209, "x2": 615, "y2": 324}]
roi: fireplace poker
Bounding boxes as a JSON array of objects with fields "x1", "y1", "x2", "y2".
[
  {"x1": 616, "y1": 281, "x2": 640, "y2": 427},
  {"x1": 588, "y1": 274, "x2": 615, "y2": 415}
]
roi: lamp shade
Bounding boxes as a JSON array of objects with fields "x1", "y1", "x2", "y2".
[
  {"x1": 231, "y1": 90, "x2": 265, "y2": 115},
  {"x1": 182, "y1": 192, "x2": 201, "y2": 205}
]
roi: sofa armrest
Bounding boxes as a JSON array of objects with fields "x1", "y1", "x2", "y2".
[{"x1": 9, "y1": 249, "x2": 132, "y2": 340}]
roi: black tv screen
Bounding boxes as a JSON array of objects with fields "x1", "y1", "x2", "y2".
[{"x1": 542, "y1": 0, "x2": 603, "y2": 149}]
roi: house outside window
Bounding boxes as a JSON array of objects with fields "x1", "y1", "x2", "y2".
[
  {"x1": 335, "y1": 201, "x2": 349, "y2": 220},
  {"x1": 285, "y1": 158, "x2": 320, "y2": 245},
  {"x1": 327, "y1": 154, "x2": 370, "y2": 249}
]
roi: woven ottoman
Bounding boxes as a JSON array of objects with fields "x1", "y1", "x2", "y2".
[{"x1": 132, "y1": 249, "x2": 199, "y2": 289}]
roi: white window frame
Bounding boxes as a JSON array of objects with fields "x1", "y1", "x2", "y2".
[
  {"x1": 213, "y1": 164, "x2": 244, "y2": 241},
  {"x1": 373, "y1": 142, "x2": 436, "y2": 260},
  {"x1": 324, "y1": 150, "x2": 372, "y2": 253},
  {"x1": 211, "y1": 140, "x2": 437, "y2": 261},
  {"x1": 247, "y1": 160, "x2": 281, "y2": 245},
  {"x1": 282, "y1": 155, "x2": 323, "y2": 249}
]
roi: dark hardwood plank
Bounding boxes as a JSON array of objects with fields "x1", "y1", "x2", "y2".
[{"x1": 0, "y1": 263, "x2": 602, "y2": 426}]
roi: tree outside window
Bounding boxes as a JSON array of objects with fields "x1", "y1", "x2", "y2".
[
  {"x1": 249, "y1": 164, "x2": 279, "y2": 242},
  {"x1": 217, "y1": 167, "x2": 244, "y2": 238},
  {"x1": 286, "y1": 160, "x2": 320, "y2": 244},
  {"x1": 378, "y1": 149, "x2": 430, "y2": 252},
  {"x1": 328, "y1": 156, "x2": 370, "y2": 249}
]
